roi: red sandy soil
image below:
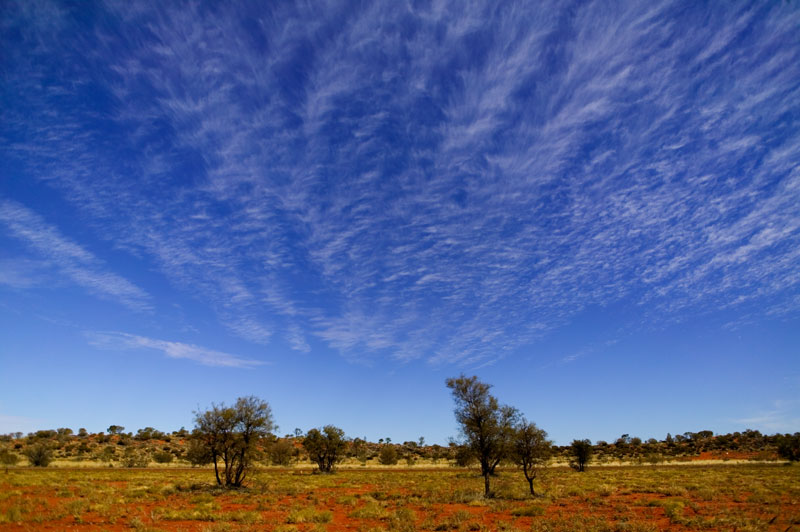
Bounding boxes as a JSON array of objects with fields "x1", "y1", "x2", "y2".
[
  {"x1": 1, "y1": 470, "x2": 797, "y2": 531},
  {"x1": 1, "y1": 492, "x2": 792, "y2": 532}
]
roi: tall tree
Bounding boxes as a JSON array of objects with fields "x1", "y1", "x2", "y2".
[
  {"x1": 513, "y1": 419, "x2": 551, "y2": 495},
  {"x1": 194, "y1": 396, "x2": 275, "y2": 487},
  {"x1": 446, "y1": 375, "x2": 519, "y2": 497}
]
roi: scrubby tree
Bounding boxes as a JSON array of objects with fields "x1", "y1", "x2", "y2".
[
  {"x1": 513, "y1": 419, "x2": 551, "y2": 495},
  {"x1": 97, "y1": 446, "x2": 116, "y2": 463},
  {"x1": 107, "y1": 425, "x2": 125, "y2": 435},
  {"x1": 777, "y1": 433, "x2": 800, "y2": 462},
  {"x1": 570, "y1": 439, "x2": 592, "y2": 472},
  {"x1": 379, "y1": 445, "x2": 399, "y2": 465},
  {"x1": 24, "y1": 443, "x2": 53, "y2": 467},
  {"x1": 136, "y1": 427, "x2": 165, "y2": 441},
  {"x1": 453, "y1": 443, "x2": 477, "y2": 467},
  {"x1": 32, "y1": 429, "x2": 57, "y2": 440},
  {"x1": 446, "y1": 375, "x2": 519, "y2": 497},
  {"x1": 268, "y1": 439, "x2": 295, "y2": 466},
  {"x1": 303, "y1": 425, "x2": 346, "y2": 473},
  {"x1": 185, "y1": 436, "x2": 213, "y2": 466},
  {"x1": 194, "y1": 396, "x2": 275, "y2": 487},
  {"x1": 122, "y1": 448, "x2": 149, "y2": 468},
  {"x1": 0, "y1": 448, "x2": 19, "y2": 472},
  {"x1": 350, "y1": 438, "x2": 369, "y2": 464},
  {"x1": 153, "y1": 450, "x2": 174, "y2": 464}
]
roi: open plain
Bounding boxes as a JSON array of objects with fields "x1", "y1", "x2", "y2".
[{"x1": 1, "y1": 464, "x2": 798, "y2": 531}]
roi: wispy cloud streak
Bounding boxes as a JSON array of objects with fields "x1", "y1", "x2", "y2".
[
  {"x1": 0, "y1": 199, "x2": 150, "y2": 310},
  {"x1": 734, "y1": 400, "x2": 800, "y2": 433},
  {"x1": 86, "y1": 331, "x2": 264, "y2": 368},
  {"x1": 2, "y1": 1, "x2": 799, "y2": 364}
]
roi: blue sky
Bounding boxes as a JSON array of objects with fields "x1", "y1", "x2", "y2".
[{"x1": 1, "y1": 0, "x2": 799, "y2": 445}]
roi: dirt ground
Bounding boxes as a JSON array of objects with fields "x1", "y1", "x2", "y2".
[{"x1": 1, "y1": 464, "x2": 798, "y2": 531}]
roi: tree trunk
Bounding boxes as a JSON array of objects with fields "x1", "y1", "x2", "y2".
[
  {"x1": 484, "y1": 473, "x2": 491, "y2": 498},
  {"x1": 213, "y1": 457, "x2": 221, "y2": 486},
  {"x1": 527, "y1": 476, "x2": 534, "y2": 496}
]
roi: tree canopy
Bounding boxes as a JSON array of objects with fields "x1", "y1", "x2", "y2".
[
  {"x1": 446, "y1": 374, "x2": 519, "y2": 497},
  {"x1": 513, "y1": 419, "x2": 552, "y2": 495},
  {"x1": 303, "y1": 425, "x2": 347, "y2": 473},
  {"x1": 570, "y1": 439, "x2": 592, "y2": 472},
  {"x1": 194, "y1": 396, "x2": 274, "y2": 487}
]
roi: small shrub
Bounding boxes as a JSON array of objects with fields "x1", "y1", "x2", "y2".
[
  {"x1": 777, "y1": 433, "x2": 800, "y2": 462},
  {"x1": 511, "y1": 504, "x2": 545, "y2": 517},
  {"x1": 644, "y1": 453, "x2": 662, "y2": 465},
  {"x1": 185, "y1": 438, "x2": 213, "y2": 466},
  {"x1": 390, "y1": 507, "x2": 417, "y2": 531},
  {"x1": 24, "y1": 444, "x2": 53, "y2": 467},
  {"x1": 97, "y1": 446, "x2": 116, "y2": 463},
  {"x1": 0, "y1": 448, "x2": 20, "y2": 470},
  {"x1": 379, "y1": 446, "x2": 399, "y2": 465},
  {"x1": 349, "y1": 502, "x2": 389, "y2": 519},
  {"x1": 453, "y1": 445, "x2": 476, "y2": 467},
  {"x1": 153, "y1": 451, "x2": 174, "y2": 464},
  {"x1": 286, "y1": 507, "x2": 333, "y2": 524},
  {"x1": 269, "y1": 439, "x2": 295, "y2": 466},
  {"x1": 122, "y1": 449, "x2": 149, "y2": 468}
]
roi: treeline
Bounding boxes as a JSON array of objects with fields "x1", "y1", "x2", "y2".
[
  {"x1": 0, "y1": 425, "x2": 455, "y2": 469},
  {"x1": 556, "y1": 429, "x2": 789, "y2": 464},
  {"x1": 0, "y1": 423, "x2": 795, "y2": 469}
]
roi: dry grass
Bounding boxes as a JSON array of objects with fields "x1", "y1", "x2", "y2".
[{"x1": 0, "y1": 464, "x2": 797, "y2": 530}]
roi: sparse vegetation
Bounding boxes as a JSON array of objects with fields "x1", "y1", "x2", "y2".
[
  {"x1": 1, "y1": 387, "x2": 796, "y2": 532},
  {"x1": 1, "y1": 413, "x2": 798, "y2": 531},
  {"x1": 0, "y1": 423, "x2": 789, "y2": 470},
  {"x1": 5, "y1": 466, "x2": 790, "y2": 531}
]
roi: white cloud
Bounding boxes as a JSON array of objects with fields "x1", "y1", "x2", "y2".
[
  {"x1": 3, "y1": 1, "x2": 799, "y2": 365},
  {"x1": 0, "y1": 199, "x2": 151, "y2": 310},
  {"x1": 86, "y1": 331, "x2": 264, "y2": 369},
  {"x1": 734, "y1": 400, "x2": 800, "y2": 434}
]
